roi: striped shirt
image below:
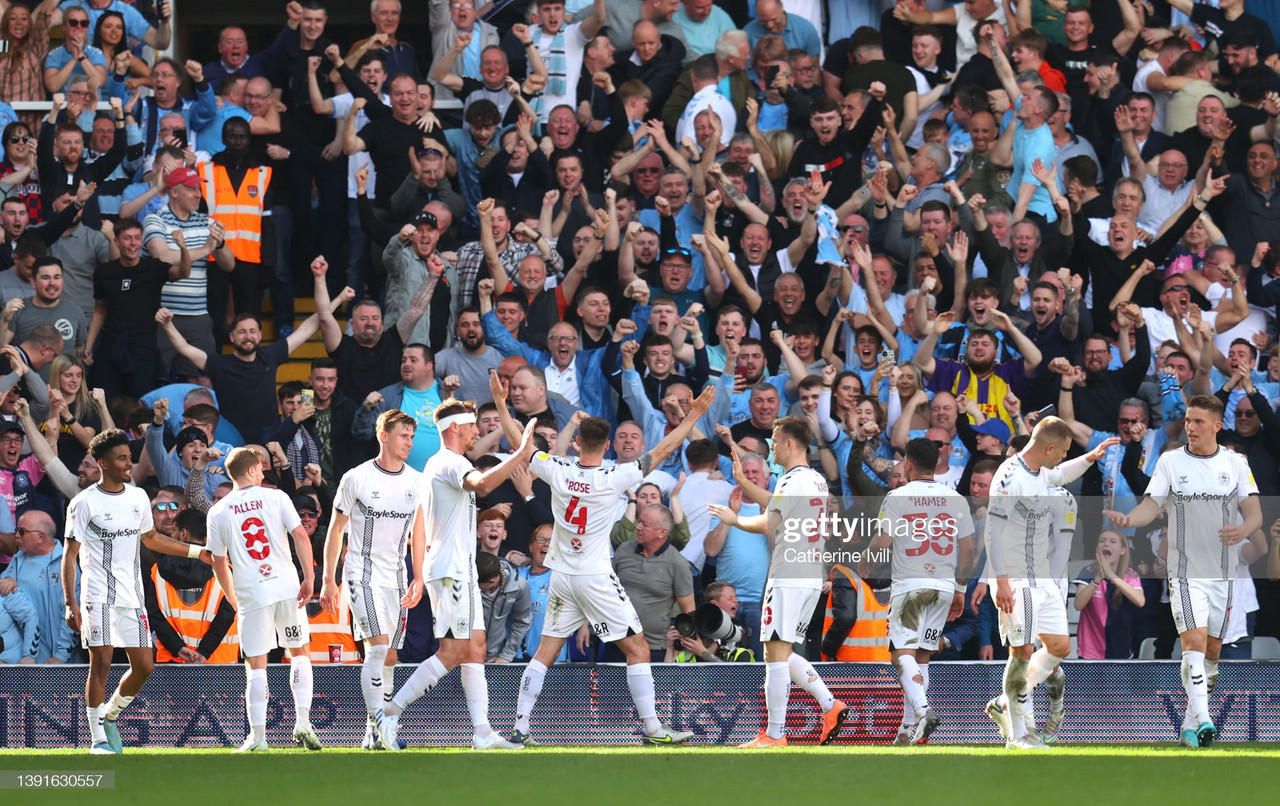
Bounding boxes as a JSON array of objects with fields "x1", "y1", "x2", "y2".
[
  {"x1": 143, "y1": 204, "x2": 211, "y2": 316},
  {"x1": 66, "y1": 483, "x2": 153, "y2": 609},
  {"x1": 334, "y1": 459, "x2": 421, "y2": 592}
]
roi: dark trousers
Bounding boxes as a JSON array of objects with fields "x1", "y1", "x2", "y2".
[
  {"x1": 290, "y1": 157, "x2": 347, "y2": 293},
  {"x1": 207, "y1": 259, "x2": 263, "y2": 341}
]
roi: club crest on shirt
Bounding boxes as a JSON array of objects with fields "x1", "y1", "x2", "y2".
[
  {"x1": 1218, "y1": 472, "x2": 1231, "y2": 487},
  {"x1": 404, "y1": 489, "x2": 416, "y2": 503},
  {"x1": 571, "y1": 538, "x2": 582, "y2": 551},
  {"x1": 258, "y1": 564, "x2": 272, "y2": 577}
]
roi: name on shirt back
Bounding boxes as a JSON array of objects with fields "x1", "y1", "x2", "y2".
[{"x1": 231, "y1": 500, "x2": 264, "y2": 515}]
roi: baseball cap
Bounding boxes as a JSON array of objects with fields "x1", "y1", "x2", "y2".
[
  {"x1": 165, "y1": 166, "x2": 201, "y2": 189},
  {"x1": 411, "y1": 210, "x2": 439, "y2": 228},
  {"x1": 175, "y1": 425, "x2": 207, "y2": 454},
  {"x1": 292, "y1": 494, "x2": 319, "y2": 515},
  {"x1": 972, "y1": 419, "x2": 1012, "y2": 444},
  {"x1": 0, "y1": 420, "x2": 23, "y2": 437}
]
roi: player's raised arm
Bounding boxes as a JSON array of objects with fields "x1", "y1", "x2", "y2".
[
  {"x1": 488, "y1": 369, "x2": 524, "y2": 448},
  {"x1": 707, "y1": 501, "x2": 769, "y2": 535},
  {"x1": 320, "y1": 510, "x2": 350, "y2": 615},
  {"x1": 639, "y1": 385, "x2": 716, "y2": 473},
  {"x1": 141, "y1": 528, "x2": 212, "y2": 564},
  {"x1": 1041, "y1": 436, "x2": 1121, "y2": 486},
  {"x1": 728, "y1": 443, "x2": 770, "y2": 509},
  {"x1": 464, "y1": 420, "x2": 538, "y2": 497}
]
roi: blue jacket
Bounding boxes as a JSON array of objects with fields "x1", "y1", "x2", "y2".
[
  {"x1": 621, "y1": 368, "x2": 735, "y2": 475},
  {"x1": 481, "y1": 310, "x2": 626, "y2": 421},
  {"x1": 0, "y1": 588, "x2": 38, "y2": 663},
  {"x1": 145, "y1": 423, "x2": 227, "y2": 498},
  {"x1": 0, "y1": 542, "x2": 79, "y2": 662}
]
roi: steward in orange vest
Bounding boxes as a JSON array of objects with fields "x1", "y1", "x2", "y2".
[
  {"x1": 143, "y1": 510, "x2": 242, "y2": 664},
  {"x1": 820, "y1": 564, "x2": 890, "y2": 662}
]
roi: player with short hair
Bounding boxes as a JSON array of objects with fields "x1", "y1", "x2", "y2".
[
  {"x1": 321, "y1": 409, "x2": 425, "y2": 750},
  {"x1": 207, "y1": 446, "x2": 321, "y2": 752},
  {"x1": 1105, "y1": 395, "x2": 1265, "y2": 748},
  {"x1": 981, "y1": 417, "x2": 1117, "y2": 749},
  {"x1": 63, "y1": 429, "x2": 211, "y2": 755},
  {"x1": 709, "y1": 417, "x2": 851, "y2": 748},
  {"x1": 869, "y1": 437, "x2": 975, "y2": 745},
  {"x1": 500, "y1": 373, "x2": 716, "y2": 746},
  {"x1": 377, "y1": 397, "x2": 539, "y2": 751}
]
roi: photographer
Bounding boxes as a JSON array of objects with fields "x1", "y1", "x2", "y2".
[{"x1": 665, "y1": 582, "x2": 756, "y2": 662}]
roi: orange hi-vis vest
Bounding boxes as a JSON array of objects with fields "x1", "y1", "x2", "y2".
[
  {"x1": 822, "y1": 564, "x2": 890, "y2": 662},
  {"x1": 197, "y1": 161, "x2": 271, "y2": 263},
  {"x1": 151, "y1": 565, "x2": 240, "y2": 663},
  {"x1": 308, "y1": 583, "x2": 359, "y2": 663}
]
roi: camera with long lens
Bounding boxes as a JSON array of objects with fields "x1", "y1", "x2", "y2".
[{"x1": 691, "y1": 603, "x2": 747, "y2": 650}]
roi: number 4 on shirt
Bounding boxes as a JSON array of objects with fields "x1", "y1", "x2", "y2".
[{"x1": 565, "y1": 496, "x2": 588, "y2": 535}]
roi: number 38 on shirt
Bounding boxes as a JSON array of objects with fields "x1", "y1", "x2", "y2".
[{"x1": 241, "y1": 517, "x2": 270, "y2": 560}]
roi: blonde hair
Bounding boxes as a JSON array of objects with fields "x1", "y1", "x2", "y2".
[
  {"x1": 50, "y1": 354, "x2": 92, "y2": 417},
  {"x1": 763, "y1": 129, "x2": 794, "y2": 181},
  {"x1": 225, "y1": 446, "x2": 262, "y2": 481}
]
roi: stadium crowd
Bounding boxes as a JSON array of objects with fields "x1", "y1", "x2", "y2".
[{"x1": 2, "y1": 0, "x2": 1280, "y2": 673}]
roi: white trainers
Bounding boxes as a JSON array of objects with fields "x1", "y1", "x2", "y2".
[
  {"x1": 293, "y1": 724, "x2": 323, "y2": 751},
  {"x1": 472, "y1": 731, "x2": 524, "y2": 750},
  {"x1": 374, "y1": 710, "x2": 402, "y2": 752},
  {"x1": 1006, "y1": 735, "x2": 1050, "y2": 750},
  {"x1": 235, "y1": 736, "x2": 268, "y2": 753},
  {"x1": 986, "y1": 696, "x2": 1012, "y2": 741},
  {"x1": 892, "y1": 727, "x2": 914, "y2": 746},
  {"x1": 641, "y1": 725, "x2": 694, "y2": 746}
]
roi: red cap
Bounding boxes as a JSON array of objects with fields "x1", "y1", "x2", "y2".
[{"x1": 165, "y1": 166, "x2": 201, "y2": 189}]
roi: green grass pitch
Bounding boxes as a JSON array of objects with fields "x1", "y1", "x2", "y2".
[{"x1": 4, "y1": 746, "x2": 1280, "y2": 805}]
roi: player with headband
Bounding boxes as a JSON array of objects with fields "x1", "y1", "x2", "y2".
[{"x1": 377, "y1": 398, "x2": 539, "y2": 751}]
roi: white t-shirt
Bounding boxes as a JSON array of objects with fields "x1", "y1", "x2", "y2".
[
  {"x1": 206, "y1": 485, "x2": 303, "y2": 612},
  {"x1": 879, "y1": 478, "x2": 975, "y2": 595},
  {"x1": 953, "y1": 4, "x2": 1007, "y2": 70},
  {"x1": 1146, "y1": 446, "x2": 1258, "y2": 583},
  {"x1": 766, "y1": 465, "x2": 829, "y2": 588},
  {"x1": 331, "y1": 92, "x2": 386, "y2": 199},
  {"x1": 420, "y1": 448, "x2": 478, "y2": 582},
  {"x1": 1139, "y1": 307, "x2": 1219, "y2": 354},
  {"x1": 533, "y1": 21, "x2": 589, "y2": 123},
  {"x1": 906, "y1": 65, "x2": 943, "y2": 149},
  {"x1": 1133, "y1": 60, "x2": 1170, "y2": 134},
  {"x1": 532, "y1": 452, "x2": 643, "y2": 575},
  {"x1": 66, "y1": 484, "x2": 154, "y2": 609},
  {"x1": 334, "y1": 458, "x2": 422, "y2": 591}
]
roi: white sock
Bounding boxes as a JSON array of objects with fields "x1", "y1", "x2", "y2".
[
  {"x1": 87, "y1": 704, "x2": 107, "y2": 745},
  {"x1": 1004, "y1": 656, "x2": 1029, "y2": 740},
  {"x1": 1025, "y1": 646, "x2": 1064, "y2": 689},
  {"x1": 764, "y1": 662, "x2": 790, "y2": 740},
  {"x1": 515, "y1": 659, "x2": 548, "y2": 734},
  {"x1": 788, "y1": 653, "x2": 836, "y2": 711},
  {"x1": 626, "y1": 663, "x2": 662, "y2": 735},
  {"x1": 1180, "y1": 659, "x2": 1197, "y2": 730},
  {"x1": 389, "y1": 655, "x2": 447, "y2": 715},
  {"x1": 460, "y1": 663, "x2": 492, "y2": 736},
  {"x1": 1045, "y1": 666, "x2": 1065, "y2": 708},
  {"x1": 920, "y1": 664, "x2": 930, "y2": 694},
  {"x1": 896, "y1": 655, "x2": 928, "y2": 719},
  {"x1": 246, "y1": 668, "x2": 268, "y2": 742},
  {"x1": 384, "y1": 663, "x2": 397, "y2": 706},
  {"x1": 1183, "y1": 650, "x2": 1209, "y2": 725},
  {"x1": 290, "y1": 655, "x2": 313, "y2": 727},
  {"x1": 1205, "y1": 658, "x2": 1219, "y2": 694},
  {"x1": 103, "y1": 689, "x2": 134, "y2": 721},
  {"x1": 362, "y1": 645, "x2": 390, "y2": 716}
]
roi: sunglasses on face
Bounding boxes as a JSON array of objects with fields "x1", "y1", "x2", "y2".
[
  {"x1": 7, "y1": 136, "x2": 32, "y2": 145},
  {"x1": 1165, "y1": 284, "x2": 1189, "y2": 293},
  {"x1": 663, "y1": 247, "x2": 692, "y2": 259},
  {"x1": 838, "y1": 225, "x2": 866, "y2": 234},
  {"x1": 634, "y1": 167, "x2": 661, "y2": 175},
  {"x1": 153, "y1": 502, "x2": 180, "y2": 512},
  {"x1": 15, "y1": 527, "x2": 46, "y2": 537},
  {"x1": 65, "y1": 17, "x2": 89, "y2": 28},
  {"x1": 1237, "y1": 409, "x2": 1258, "y2": 419}
]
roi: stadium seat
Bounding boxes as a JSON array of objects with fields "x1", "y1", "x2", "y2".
[
  {"x1": 1138, "y1": 637, "x2": 1157, "y2": 660},
  {"x1": 1252, "y1": 637, "x2": 1280, "y2": 659}
]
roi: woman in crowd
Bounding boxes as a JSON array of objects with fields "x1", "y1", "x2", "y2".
[
  {"x1": 0, "y1": 0, "x2": 55, "y2": 126},
  {"x1": 0, "y1": 120, "x2": 42, "y2": 221},
  {"x1": 1073, "y1": 529, "x2": 1146, "y2": 660},
  {"x1": 93, "y1": 10, "x2": 151, "y2": 90}
]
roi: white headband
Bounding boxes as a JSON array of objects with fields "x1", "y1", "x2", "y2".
[{"x1": 437, "y1": 412, "x2": 477, "y2": 431}]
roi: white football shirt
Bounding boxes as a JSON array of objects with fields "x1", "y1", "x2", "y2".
[
  {"x1": 1146, "y1": 447, "x2": 1259, "y2": 583},
  {"x1": 66, "y1": 484, "x2": 154, "y2": 609},
  {"x1": 420, "y1": 448, "x2": 477, "y2": 582},
  {"x1": 985, "y1": 455, "x2": 1059, "y2": 586},
  {"x1": 532, "y1": 452, "x2": 643, "y2": 576},
  {"x1": 335, "y1": 459, "x2": 422, "y2": 591},
  {"x1": 206, "y1": 485, "x2": 303, "y2": 612},
  {"x1": 879, "y1": 478, "x2": 975, "y2": 595},
  {"x1": 766, "y1": 465, "x2": 829, "y2": 588}
]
